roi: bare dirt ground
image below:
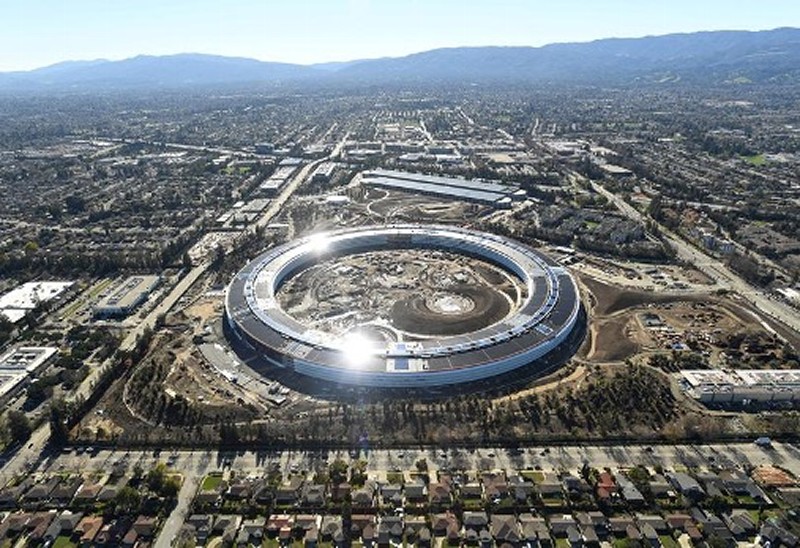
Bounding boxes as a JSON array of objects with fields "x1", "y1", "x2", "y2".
[
  {"x1": 578, "y1": 274, "x2": 786, "y2": 365},
  {"x1": 278, "y1": 248, "x2": 523, "y2": 339}
]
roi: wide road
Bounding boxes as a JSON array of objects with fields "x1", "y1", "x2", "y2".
[{"x1": 586, "y1": 177, "x2": 800, "y2": 334}]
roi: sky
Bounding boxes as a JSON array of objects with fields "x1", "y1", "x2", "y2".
[{"x1": 1, "y1": 0, "x2": 799, "y2": 71}]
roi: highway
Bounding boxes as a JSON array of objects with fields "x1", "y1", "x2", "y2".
[{"x1": 587, "y1": 178, "x2": 800, "y2": 334}]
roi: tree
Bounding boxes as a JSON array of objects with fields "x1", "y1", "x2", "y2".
[
  {"x1": 49, "y1": 399, "x2": 71, "y2": 446},
  {"x1": 6, "y1": 411, "x2": 31, "y2": 445},
  {"x1": 160, "y1": 476, "x2": 181, "y2": 498},
  {"x1": 146, "y1": 464, "x2": 167, "y2": 492},
  {"x1": 115, "y1": 485, "x2": 142, "y2": 514},
  {"x1": 329, "y1": 459, "x2": 349, "y2": 485}
]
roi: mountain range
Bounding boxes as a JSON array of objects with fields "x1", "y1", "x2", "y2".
[{"x1": 2, "y1": 27, "x2": 800, "y2": 91}]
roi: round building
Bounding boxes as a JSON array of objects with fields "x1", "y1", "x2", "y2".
[{"x1": 225, "y1": 224, "x2": 582, "y2": 389}]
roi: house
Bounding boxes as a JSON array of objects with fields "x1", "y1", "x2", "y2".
[
  {"x1": 694, "y1": 510, "x2": 735, "y2": 545},
  {"x1": 96, "y1": 485, "x2": 119, "y2": 503},
  {"x1": 729, "y1": 510, "x2": 757, "y2": 535},
  {"x1": 21, "y1": 477, "x2": 60, "y2": 508},
  {"x1": 212, "y1": 514, "x2": 242, "y2": 545},
  {"x1": 563, "y1": 474, "x2": 592, "y2": 498},
  {"x1": 253, "y1": 482, "x2": 274, "y2": 505},
  {"x1": 759, "y1": 523, "x2": 799, "y2": 548},
  {"x1": 44, "y1": 510, "x2": 83, "y2": 543},
  {"x1": 491, "y1": 514, "x2": 521, "y2": 545},
  {"x1": 404, "y1": 516, "x2": 428, "y2": 542},
  {"x1": 378, "y1": 516, "x2": 404, "y2": 546},
  {"x1": 75, "y1": 515, "x2": 104, "y2": 545},
  {"x1": 461, "y1": 482, "x2": 483, "y2": 500},
  {"x1": 549, "y1": 515, "x2": 578, "y2": 538},
  {"x1": 294, "y1": 514, "x2": 321, "y2": 547},
  {"x1": 463, "y1": 511, "x2": 490, "y2": 543},
  {"x1": 508, "y1": 475, "x2": 535, "y2": 504},
  {"x1": 350, "y1": 514, "x2": 377, "y2": 545},
  {"x1": 607, "y1": 516, "x2": 635, "y2": 538},
  {"x1": 649, "y1": 474, "x2": 674, "y2": 499},
  {"x1": 429, "y1": 482, "x2": 452, "y2": 506},
  {"x1": 416, "y1": 525, "x2": 432, "y2": 547},
  {"x1": 352, "y1": 481, "x2": 377, "y2": 508},
  {"x1": 330, "y1": 482, "x2": 351, "y2": 503},
  {"x1": 667, "y1": 472, "x2": 705, "y2": 499},
  {"x1": 320, "y1": 515, "x2": 344, "y2": 545},
  {"x1": 185, "y1": 514, "x2": 213, "y2": 544},
  {"x1": 666, "y1": 513, "x2": 698, "y2": 534},
  {"x1": 431, "y1": 512, "x2": 460, "y2": 540},
  {"x1": 4, "y1": 512, "x2": 32, "y2": 536},
  {"x1": 0, "y1": 485, "x2": 24, "y2": 509},
  {"x1": 303, "y1": 484, "x2": 326, "y2": 507},
  {"x1": 575, "y1": 512, "x2": 608, "y2": 539},
  {"x1": 27, "y1": 512, "x2": 56, "y2": 545},
  {"x1": 538, "y1": 476, "x2": 564, "y2": 501},
  {"x1": 73, "y1": 483, "x2": 103, "y2": 506},
  {"x1": 133, "y1": 515, "x2": 158, "y2": 536},
  {"x1": 696, "y1": 472, "x2": 726, "y2": 498},
  {"x1": 381, "y1": 484, "x2": 403, "y2": 508},
  {"x1": 405, "y1": 481, "x2": 427, "y2": 503},
  {"x1": 566, "y1": 525, "x2": 582, "y2": 548},
  {"x1": 582, "y1": 524, "x2": 600, "y2": 546},
  {"x1": 640, "y1": 523, "x2": 659, "y2": 547},
  {"x1": 266, "y1": 514, "x2": 293, "y2": 537},
  {"x1": 237, "y1": 517, "x2": 266, "y2": 546},
  {"x1": 635, "y1": 514, "x2": 669, "y2": 534},
  {"x1": 519, "y1": 514, "x2": 551, "y2": 548},
  {"x1": 482, "y1": 472, "x2": 509, "y2": 502},
  {"x1": 617, "y1": 476, "x2": 646, "y2": 506},
  {"x1": 225, "y1": 480, "x2": 253, "y2": 500},
  {"x1": 275, "y1": 477, "x2": 303, "y2": 505},
  {"x1": 50, "y1": 478, "x2": 83, "y2": 508}
]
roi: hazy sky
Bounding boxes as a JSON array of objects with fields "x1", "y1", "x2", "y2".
[{"x1": 2, "y1": 0, "x2": 799, "y2": 71}]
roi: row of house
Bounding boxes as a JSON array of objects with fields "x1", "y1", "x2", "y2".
[
  {"x1": 0, "y1": 511, "x2": 157, "y2": 547},
  {"x1": 178, "y1": 507, "x2": 799, "y2": 548},
  {"x1": 195, "y1": 466, "x2": 774, "y2": 512}
]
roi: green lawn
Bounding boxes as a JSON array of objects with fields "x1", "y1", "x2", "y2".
[
  {"x1": 387, "y1": 471, "x2": 404, "y2": 485},
  {"x1": 744, "y1": 153, "x2": 766, "y2": 166},
  {"x1": 201, "y1": 474, "x2": 223, "y2": 491},
  {"x1": 521, "y1": 470, "x2": 545, "y2": 483},
  {"x1": 53, "y1": 536, "x2": 77, "y2": 548},
  {"x1": 660, "y1": 535, "x2": 679, "y2": 548}
]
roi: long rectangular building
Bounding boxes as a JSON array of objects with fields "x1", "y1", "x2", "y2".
[
  {"x1": 0, "y1": 346, "x2": 58, "y2": 403},
  {"x1": 94, "y1": 275, "x2": 160, "y2": 318},
  {"x1": 681, "y1": 369, "x2": 800, "y2": 405},
  {"x1": 0, "y1": 281, "x2": 74, "y2": 324},
  {"x1": 362, "y1": 169, "x2": 525, "y2": 209}
]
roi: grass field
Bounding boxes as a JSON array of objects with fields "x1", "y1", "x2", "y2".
[
  {"x1": 744, "y1": 153, "x2": 766, "y2": 166},
  {"x1": 201, "y1": 474, "x2": 223, "y2": 491},
  {"x1": 53, "y1": 536, "x2": 77, "y2": 548}
]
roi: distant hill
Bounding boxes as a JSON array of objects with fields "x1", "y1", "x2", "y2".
[
  {"x1": 332, "y1": 28, "x2": 800, "y2": 85},
  {"x1": 0, "y1": 53, "x2": 318, "y2": 90},
  {"x1": 2, "y1": 28, "x2": 800, "y2": 91}
]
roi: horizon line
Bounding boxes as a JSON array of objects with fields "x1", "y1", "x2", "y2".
[{"x1": 4, "y1": 25, "x2": 796, "y2": 74}]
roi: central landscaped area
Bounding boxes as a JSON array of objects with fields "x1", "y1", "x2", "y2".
[{"x1": 276, "y1": 248, "x2": 527, "y2": 340}]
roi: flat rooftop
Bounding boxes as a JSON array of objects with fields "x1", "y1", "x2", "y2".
[
  {"x1": 0, "y1": 281, "x2": 74, "y2": 323},
  {"x1": 0, "y1": 346, "x2": 58, "y2": 400},
  {"x1": 95, "y1": 275, "x2": 160, "y2": 311}
]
